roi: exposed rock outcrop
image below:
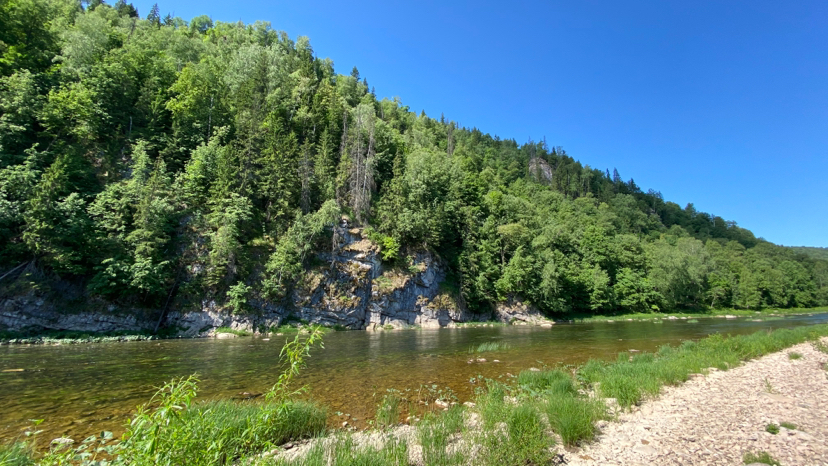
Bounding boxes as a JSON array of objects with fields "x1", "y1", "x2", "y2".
[{"x1": 0, "y1": 221, "x2": 492, "y2": 335}]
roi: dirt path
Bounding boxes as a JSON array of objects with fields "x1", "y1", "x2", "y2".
[{"x1": 564, "y1": 339, "x2": 828, "y2": 466}]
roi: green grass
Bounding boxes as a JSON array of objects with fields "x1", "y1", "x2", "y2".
[
  {"x1": 566, "y1": 306, "x2": 828, "y2": 323},
  {"x1": 118, "y1": 395, "x2": 326, "y2": 465},
  {"x1": 544, "y1": 394, "x2": 606, "y2": 446},
  {"x1": 0, "y1": 442, "x2": 35, "y2": 466},
  {"x1": 473, "y1": 383, "x2": 555, "y2": 466},
  {"x1": 765, "y1": 423, "x2": 779, "y2": 434},
  {"x1": 788, "y1": 351, "x2": 802, "y2": 360},
  {"x1": 743, "y1": 451, "x2": 781, "y2": 465},
  {"x1": 517, "y1": 369, "x2": 575, "y2": 396},
  {"x1": 375, "y1": 392, "x2": 401, "y2": 429},
  {"x1": 780, "y1": 421, "x2": 797, "y2": 430},
  {"x1": 215, "y1": 326, "x2": 251, "y2": 336},
  {"x1": 268, "y1": 433, "x2": 409, "y2": 466},
  {"x1": 579, "y1": 324, "x2": 828, "y2": 408},
  {"x1": 418, "y1": 406, "x2": 466, "y2": 466},
  {"x1": 469, "y1": 341, "x2": 510, "y2": 353}
]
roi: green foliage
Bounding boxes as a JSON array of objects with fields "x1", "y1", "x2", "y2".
[
  {"x1": 469, "y1": 341, "x2": 510, "y2": 353},
  {"x1": 517, "y1": 369, "x2": 575, "y2": 396},
  {"x1": 0, "y1": 0, "x2": 825, "y2": 320},
  {"x1": 0, "y1": 442, "x2": 35, "y2": 466},
  {"x1": 544, "y1": 394, "x2": 606, "y2": 446},
  {"x1": 580, "y1": 325, "x2": 828, "y2": 409},
  {"x1": 779, "y1": 421, "x2": 796, "y2": 430},
  {"x1": 116, "y1": 328, "x2": 326, "y2": 466},
  {"x1": 765, "y1": 423, "x2": 779, "y2": 434},
  {"x1": 226, "y1": 282, "x2": 252, "y2": 314},
  {"x1": 264, "y1": 201, "x2": 340, "y2": 298},
  {"x1": 375, "y1": 390, "x2": 401, "y2": 429},
  {"x1": 743, "y1": 451, "x2": 780, "y2": 466},
  {"x1": 270, "y1": 434, "x2": 409, "y2": 466}
]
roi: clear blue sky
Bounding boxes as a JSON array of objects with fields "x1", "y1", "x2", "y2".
[{"x1": 131, "y1": 0, "x2": 828, "y2": 247}]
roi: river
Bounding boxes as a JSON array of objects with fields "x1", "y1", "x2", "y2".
[{"x1": 1, "y1": 313, "x2": 827, "y2": 444}]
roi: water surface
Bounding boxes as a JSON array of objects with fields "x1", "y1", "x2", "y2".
[{"x1": 1, "y1": 313, "x2": 826, "y2": 443}]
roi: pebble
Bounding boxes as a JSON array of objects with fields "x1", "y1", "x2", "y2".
[{"x1": 566, "y1": 338, "x2": 828, "y2": 466}]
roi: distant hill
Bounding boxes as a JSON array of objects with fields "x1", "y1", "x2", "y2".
[{"x1": 790, "y1": 247, "x2": 828, "y2": 261}]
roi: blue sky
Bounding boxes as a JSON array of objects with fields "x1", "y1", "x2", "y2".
[{"x1": 131, "y1": 0, "x2": 828, "y2": 247}]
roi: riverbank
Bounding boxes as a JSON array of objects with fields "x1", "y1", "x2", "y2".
[
  {"x1": 561, "y1": 306, "x2": 828, "y2": 323},
  {"x1": 264, "y1": 324, "x2": 828, "y2": 465},
  {"x1": 3, "y1": 307, "x2": 825, "y2": 345},
  {"x1": 4, "y1": 324, "x2": 828, "y2": 465},
  {"x1": 566, "y1": 338, "x2": 828, "y2": 466}
]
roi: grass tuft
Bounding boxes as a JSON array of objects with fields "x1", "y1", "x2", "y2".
[
  {"x1": 788, "y1": 352, "x2": 802, "y2": 360},
  {"x1": 517, "y1": 369, "x2": 575, "y2": 396},
  {"x1": 544, "y1": 394, "x2": 606, "y2": 446},
  {"x1": 765, "y1": 423, "x2": 779, "y2": 435},
  {"x1": 743, "y1": 451, "x2": 781, "y2": 465},
  {"x1": 375, "y1": 392, "x2": 401, "y2": 429},
  {"x1": 469, "y1": 341, "x2": 510, "y2": 353},
  {"x1": 779, "y1": 421, "x2": 796, "y2": 430},
  {"x1": 0, "y1": 442, "x2": 34, "y2": 466}
]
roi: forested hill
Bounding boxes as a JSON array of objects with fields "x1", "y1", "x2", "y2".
[{"x1": 1, "y1": 0, "x2": 826, "y2": 316}]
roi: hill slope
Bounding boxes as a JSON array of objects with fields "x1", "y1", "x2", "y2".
[{"x1": 0, "y1": 0, "x2": 826, "y2": 321}]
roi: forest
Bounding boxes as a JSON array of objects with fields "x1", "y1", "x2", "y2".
[{"x1": 1, "y1": 0, "x2": 827, "y2": 317}]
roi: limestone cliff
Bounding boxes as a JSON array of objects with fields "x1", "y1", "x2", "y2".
[{"x1": 0, "y1": 222, "x2": 489, "y2": 335}]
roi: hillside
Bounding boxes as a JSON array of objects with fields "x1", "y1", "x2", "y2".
[
  {"x1": 789, "y1": 247, "x2": 828, "y2": 262},
  {"x1": 1, "y1": 0, "x2": 827, "y2": 322}
]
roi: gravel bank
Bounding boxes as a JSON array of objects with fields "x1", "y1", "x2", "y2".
[{"x1": 565, "y1": 339, "x2": 828, "y2": 466}]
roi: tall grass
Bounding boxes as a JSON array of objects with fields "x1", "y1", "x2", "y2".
[
  {"x1": 472, "y1": 381, "x2": 555, "y2": 466},
  {"x1": 269, "y1": 434, "x2": 409, "y2": 466},
  {"x1": 517, "y1": 369, "x2": 575, "y2": 396},
  {"x1": 580, "y1": 326, "x2": 828, "y2": 408},
  {"x1": 0, "y1": 442, "x2": 35, "y2": 466},
  {"x1": 375, "y1": 392, "x2": 401, "y2": 429}
]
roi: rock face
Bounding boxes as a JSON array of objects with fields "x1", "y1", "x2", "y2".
[
  {"x1": 289, "y1": 223, "x2": 485, "y2": 330},
  {"x1": 494, "y1": 298, "x2": 553, "y2": 326},
  {"x1": 0, "y1": 296, "x2": 153, "y2": 333},
  {"x1": 0, "y1": 222, "x2": 491, "y2": 335}
]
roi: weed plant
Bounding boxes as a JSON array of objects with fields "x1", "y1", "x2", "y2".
[
  {"x1": 788, "y1": 352, "x2": 803, "y2": 360},
  {"x1": 780, "y1": 422, "x2": 796, "y2": 430},
  {"x1": 765, "y1": 423, "x2": 779, "y2": 434},
  {"x1": 375, "y1": 391, "x2": 401, "y2": 429},
  {"x1": 743, "y1": 451, "x2": 780, "y2": 465}
]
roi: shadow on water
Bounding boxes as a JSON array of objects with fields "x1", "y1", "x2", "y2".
[{"x1": 1, "y1": 313, "x2": 826, "y2": 442}]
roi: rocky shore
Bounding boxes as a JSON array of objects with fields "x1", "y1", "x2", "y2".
[{"x1": 565, "y1": 339, "x2": 828, "y2": 466}]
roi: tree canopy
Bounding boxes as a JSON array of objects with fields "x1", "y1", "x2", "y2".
[{"x1": 1, "y1": 0, "x2": 826, "y2": 315}]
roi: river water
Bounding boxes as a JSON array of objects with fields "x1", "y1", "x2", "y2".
[{"x1": 1, "y1": 313, "x2": 827, "y2": 443}]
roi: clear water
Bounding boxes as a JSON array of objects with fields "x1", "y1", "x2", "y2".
[{"x1": 1, "y1": 313, "x2": 826, "y2": 443}]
